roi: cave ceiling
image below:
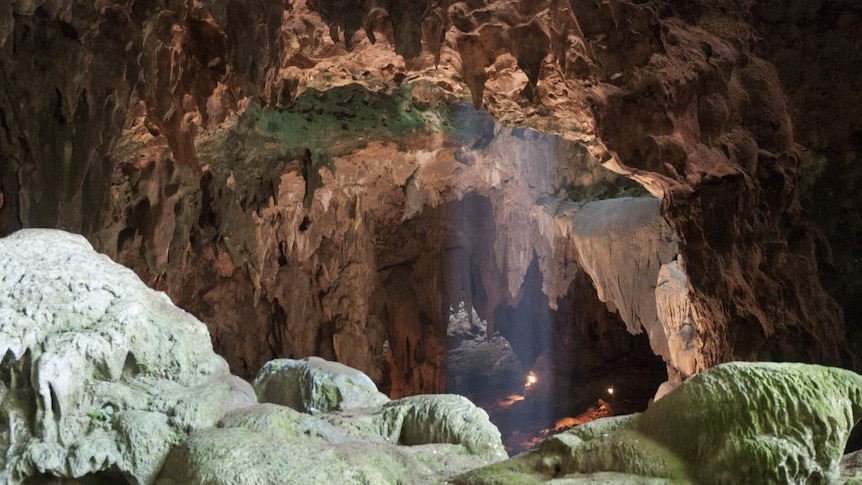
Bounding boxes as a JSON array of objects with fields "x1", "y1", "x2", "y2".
[{"x1": 0, "y1": 0, "x2": 859, "y2": 394}]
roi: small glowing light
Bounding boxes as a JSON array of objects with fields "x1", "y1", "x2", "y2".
[
  {"x1": 525, "y1": 371, "x2": 538, "y2": 388},
  {"x1": 607, "y1": 387, "x2": 614, "y2": 396}
]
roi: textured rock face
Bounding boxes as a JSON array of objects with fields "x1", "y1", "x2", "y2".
[
  {"x1": 0, "y1": 0, "x2": 854, "y2": 397},
  {"x1": 0, "y1": 230, "x2": 506, "y2": 484},
  {"x1": 571, "y1": 198, "x2": 678, "y2": 361},
  {"x1": 446, "y1": 304, "x2": 524, "y2": 398},
  {"x1": 0, "y1": 229, "x2": 253, "y2": 484},
  {"x1": 253, "y1": 357, "x2": 389, "y2": 413},
  {"x1": 455, "y1": 362, "x2": 862, "y2": 484},
  {"x1": 655, "y1": 258, "x2": 701, "y2": 383},
  {"x1": 159, "y1": 361, "x2": 507, "y2": 485},
  {"x1": 749, "y1": 0, "x2": 862, "y2": 365},
  {"x1": 570, "y1": 197, "x2": 707, "y2": 393}
]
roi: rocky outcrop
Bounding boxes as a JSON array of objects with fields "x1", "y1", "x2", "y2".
[
  {"x1": 455, "y1": 362, "x2": 862, "y2": 484},
  {"x1": 748, "y1": 0, "x2": 862, "y2": 365},
  {"x1": 158, "y1": 391, "x2": 507, "y2": 485},
  {"x1": 97, "y1": 84, "x2": 647, "y2": 396},
  {"x1": 446, "y1": 304, "x2": 524, "y2": 398},
  {"x1": 0, "y1": 0, "x2": 854, "y2": 399},
  {"x1": 0, "y1": 229, "x2": 253, "y2": 484},
  {"x1": 161, "y1": 359, "x2": 508, "y2": 484},
  {"x1": 570, "y1": 197, "x2": 708, "y2": 395},
  {"x1": 253, "y1": 357, "x2": 389, "y2": 414},
  {"x1": 0, "y1": 229, "x2": 507, "y2": 484}
]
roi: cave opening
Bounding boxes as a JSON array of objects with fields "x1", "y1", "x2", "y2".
[
  {"x1": 429, "y1": 191, "x2": 667, "y2": 455},
  {"x1": 444, "y1": 260, "x2": 667, "y2": 454}
]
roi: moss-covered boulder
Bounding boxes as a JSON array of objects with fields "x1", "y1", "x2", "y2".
[
  {"x1": 157, "y1": 395, "x2": 506, "y2": 484},
  {"x1": 455, "y1": 362, "x2": 862, "y2": 484},
  {"x1": 253, "y1": 356, "x2": 390, "y2": 413},
  {"x1": 156, "y1": 425, "x2": 493, "y2": 485},
  {"x1": 0, "y1": 229, "x2": 256, "y2": 484}
]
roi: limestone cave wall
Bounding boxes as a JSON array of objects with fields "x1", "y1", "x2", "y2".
[
  {"x1": 0, "y1": 0, "x2": 856, "y2": 395},
  {"x1": 746, "y1": 0, "x2": 862, "y2": 365}
]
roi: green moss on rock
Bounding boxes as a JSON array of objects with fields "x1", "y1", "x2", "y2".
[
  {"x1": 456, "y1": 362, "x2": 862, "y2": 485},
  {"x1": 254, "y1": 83, "x2": 445, "y2": 156},
  {"x1": 160, "y1": 394, "x2": 508, "y2": 485},
  {"x1": 635, "y1": 362, "x2": 862, "y2": 483}
]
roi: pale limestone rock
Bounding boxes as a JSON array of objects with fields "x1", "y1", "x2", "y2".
[
  {"x1": 252, "y1": 355, "x2": 506, "y2": 459},
  {"x1": 156, "y1": 426, "x2": 492, "y2": 485},
  {"x1": 571, "y1": 198, "x2": 678, "y2": 360},
  {"x1": 655, "y1": 257, "x2": 703, "y2": 396},
  {"x1": 253, "y1": 356, "x2": 390, "y2": 414},
  {"x1": 218, "y1": 403, "x2": 352, "y2": 443},
  {"x1": 0, "y1": 229, "x2": 255, "y2": 484},
  {"x1": 652, "y1": 381, "x2": 681, "y2": 402},
  {"x1": 380, "y1": 394, "x2": 508, "y2": 459}
]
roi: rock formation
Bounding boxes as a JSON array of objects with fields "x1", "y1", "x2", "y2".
[
  {"x1": 655, "y1": 257, "x2": 701, "y2": 387},
  {"x1": 253, "y1": 356, "x2": 390, "y2": 414},
  {"x1": 571, "y1": 198, "x2": 677, "y2": 362},
  {"x1": 446, "y1": 303, "x2": 524, "y2": 398},
  {"x1": 0, "y1": 229, "x2": 253, "y2": 484},
  {"x1": 748, "y1": 0, "x2": 862, "y2": 364},
  {"x1": 0, "y1": 229, "x2": 507, "y2": 484},
  {"x1": 455, "y1": 361, "x2": 862, "y2": 484},
  {"x1": 0, "y1": 0, "x2": 855, "y2": 402}
]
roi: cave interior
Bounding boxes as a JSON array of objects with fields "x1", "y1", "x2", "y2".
[{"x1": 0, "y1": 0, "x2": 861, "y2": 465}]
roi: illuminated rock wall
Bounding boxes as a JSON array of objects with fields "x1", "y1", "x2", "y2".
[{"x1": 0, "y1": 0, "x2": 853, "y2": 396}]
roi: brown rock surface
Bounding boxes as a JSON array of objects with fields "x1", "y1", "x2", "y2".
[
  {"x1": 0, "y1": 0, "x2": 855, "y2": 399},
  {"x1": 748, "y1": 0, "x2": 862, "y2": 364}
]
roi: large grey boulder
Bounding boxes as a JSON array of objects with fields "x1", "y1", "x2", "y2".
[
  {"x1": 0, "y1": 229, "x2": 255, "y2": 484},
  {"x1": 455, "y1": 362, "x2": 862, "y2": 484},
  {"x1": 253, "y1": 356, "x2": 389, "y2": 413},
  {"x1": 157, "y1": 408, "x2": 500, "y2": 485},
  {"x1": 380, "y1": 394, "x2": 508, "y2": 457}
]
